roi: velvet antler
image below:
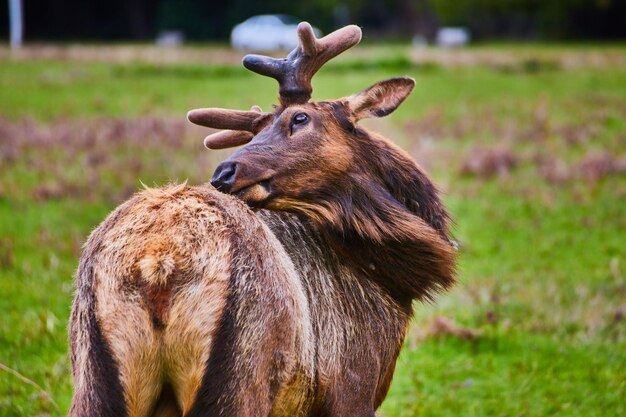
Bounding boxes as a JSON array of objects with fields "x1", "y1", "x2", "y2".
[
  {"x1": 243, "y1": 22, "x2": 362, "y2": 106},
  {"x1": 188, "y1": 23, "x2": 361, "y2": 148},
  {"x1": 187, "y1": 105, "x2": 271, "y2": 149}
]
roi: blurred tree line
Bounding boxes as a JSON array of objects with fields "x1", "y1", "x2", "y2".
[{"x1": 1, "y1": 0, "x2": 624, "y2": 41}]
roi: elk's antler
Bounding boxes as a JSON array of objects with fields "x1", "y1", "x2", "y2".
[
  {"x1": 188, "y1": 23, "x2": 361, "y2": 149},
  {"x1": 187, "y1": 106, "x2": 271, "y2": 149},
  {"x1": 243, "y1": 22, "x2": 362, "y2": 106}
]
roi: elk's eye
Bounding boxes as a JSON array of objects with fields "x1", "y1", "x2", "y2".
[{"x1": 291, "y1": 113, "x2": 309, "y2": 128}]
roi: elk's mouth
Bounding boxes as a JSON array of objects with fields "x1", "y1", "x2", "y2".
[{"x1": 233, "y1": 179, "x2": 273, "y2": 208}]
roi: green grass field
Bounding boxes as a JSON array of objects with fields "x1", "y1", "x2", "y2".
[{"x1": 1, "y1": 45, "x2": 625, "y2": 416}]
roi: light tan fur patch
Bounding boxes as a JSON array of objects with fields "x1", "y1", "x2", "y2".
[
  {"x1": 92, "y1": 184, "x2": 240, "y2": 417},
  {"x1": 138, "y1": 240, "x2": 177, "y2": 287}
]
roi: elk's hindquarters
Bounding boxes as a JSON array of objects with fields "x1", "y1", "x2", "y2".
[{"x1": 70, "y1": 185, "x2": 312, "y2": 417}]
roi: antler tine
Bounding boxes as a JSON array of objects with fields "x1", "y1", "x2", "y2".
[
  {"x1": 243, "y1": 22, "x2": 362, "y2": 106},
  {"x1": 203, "y1": 130, "x2": 254, "y2": 150},
  {"x1": 298, "y1": 22, "x2": 318, "y2": 56},
  {"x1": 187, "y1": 107, "x2": 270, "y2": 131},
  {"x1": 188, "y1": 105, "x2": 270, "y2": 149}
]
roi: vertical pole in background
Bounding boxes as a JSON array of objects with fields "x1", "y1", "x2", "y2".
[{"x1": 9, "y1": 0, "x2": 23, "y2": 49}]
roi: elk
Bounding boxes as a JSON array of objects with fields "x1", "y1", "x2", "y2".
[{"x1": 69, "y1": 23, "x2": 456, "y2": 417}]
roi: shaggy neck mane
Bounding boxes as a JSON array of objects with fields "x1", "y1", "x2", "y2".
[{"x1": 297, "y1": 127, "x2": 456, "y2": 307}]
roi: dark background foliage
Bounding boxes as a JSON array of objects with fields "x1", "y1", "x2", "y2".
[{"x1": 1, "y1": 0, "x2": 625, "y2": 41}]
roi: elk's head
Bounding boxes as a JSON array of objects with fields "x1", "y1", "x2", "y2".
[{"x1": 188, "y1": 23, "x2": 445, "y2": 237}]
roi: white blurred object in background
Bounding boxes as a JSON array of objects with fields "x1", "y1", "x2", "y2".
[
  {"x1": 231, "y1": 15, "x2": 322, "y2": 52},
  {"x1": 9, "y1": 0, "x2": 23, "y2": 49},
  {"x1": 156, "y1": 31, "x2": 185, "y2": 47},
  {"x1": 436, "y1": 27, "x2": 470, "y2": 47},
  {"x1": 411, "y1": 35, "x2": 428, "y2": 48}
]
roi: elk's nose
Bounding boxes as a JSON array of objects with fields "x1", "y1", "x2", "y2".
[{"x1": 211, "y1": 162, "x2": 237, "y2": 193}]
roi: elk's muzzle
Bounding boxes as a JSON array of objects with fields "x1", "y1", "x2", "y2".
[
  {"x1": 211, "y1": 161, "x2": 237, "y2": 193},
  {"x1": 211, "y1": 160, "x2": 275, "y2": 206}
]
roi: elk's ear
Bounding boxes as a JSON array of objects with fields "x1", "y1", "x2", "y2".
[{"x1": 347, "y1": 77, "x2": 415, "y2": 121}]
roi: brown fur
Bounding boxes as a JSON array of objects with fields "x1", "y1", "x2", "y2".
[
  {"x1": 70, "y1": 185, "x2": 314, "y2": 417},
  {"x1": 70, "y1": 75, "x2": 456, "y2": 416}
]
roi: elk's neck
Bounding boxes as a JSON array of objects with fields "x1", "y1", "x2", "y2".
[{"x1": 282, "y1": 130, "x2": 456, "y2": 306}]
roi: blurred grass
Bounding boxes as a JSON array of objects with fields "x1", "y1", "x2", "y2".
[{"x1": 0, "y1": 46, "x2": 625, "y2": 416}]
